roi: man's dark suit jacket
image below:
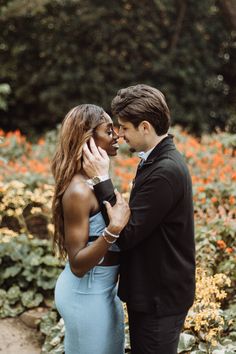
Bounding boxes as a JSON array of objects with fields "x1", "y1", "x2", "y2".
[{"x1": 94, "y1": 135, "x2": 195, "y2": 317}]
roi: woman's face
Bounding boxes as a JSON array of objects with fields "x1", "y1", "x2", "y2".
[{"x1": 93, "y1": 113, "x2": 119, "y2": 156}]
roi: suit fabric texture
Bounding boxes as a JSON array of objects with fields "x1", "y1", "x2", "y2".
[{"x1": 94, "y1": 135, "x2": 195, "y2": 316}]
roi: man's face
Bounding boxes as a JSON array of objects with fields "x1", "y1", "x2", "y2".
[{"x1": 118, "y1": 118, "x2": 145, "y2": 152}]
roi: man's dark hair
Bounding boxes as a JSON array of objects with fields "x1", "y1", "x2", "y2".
[{"x1": 111, "y1": 84, "x2": 171, "y2": 135}]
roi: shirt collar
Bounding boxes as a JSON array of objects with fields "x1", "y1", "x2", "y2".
[
  {"x1": 138, "y1": 134, "x2": 168, "y2": 161},
  {"x1": 138, "y1": 146, "x2": 155, "y2": 161}
]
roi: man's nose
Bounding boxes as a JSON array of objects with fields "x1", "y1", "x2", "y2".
[
  {"x1": 118, "y1": 127, "x2": 124, "y2": 137},
  {"x1": 113, "y1": 129, "x2": 119, "y2": 139}
]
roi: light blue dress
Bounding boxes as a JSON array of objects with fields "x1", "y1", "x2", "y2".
[{"x1": 54, "y1": 212, "x2": 124, "y2": 354}]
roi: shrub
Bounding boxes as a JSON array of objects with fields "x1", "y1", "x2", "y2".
[{"x1": 0, "y1": 231, "x2": 64, "y2": 318}]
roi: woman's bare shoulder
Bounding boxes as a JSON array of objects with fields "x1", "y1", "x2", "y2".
[{"x1": 62, "y1": 176, "x2": 93, "y2": 210}]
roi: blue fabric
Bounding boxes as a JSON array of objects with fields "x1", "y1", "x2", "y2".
[
  {"x1": 89, "y1": 211, "x2": 106, "y2": 235},
  {"x1": 89, "y1": 211, "x2": 120, "y2": 252},
  {"x1": 55, "y1": 263, "x2": 124, "y2": 354},
  {"x1": 54, "y1": 212, "x2": 124, "y2": 354}
]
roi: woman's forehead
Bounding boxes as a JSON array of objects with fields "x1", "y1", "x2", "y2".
[
  {"x1": 96, "y1": 121, "x2": 113, "y2": 130},
  {"x1": 102, "y1": 112, "x2": 113, "y2": 124}
]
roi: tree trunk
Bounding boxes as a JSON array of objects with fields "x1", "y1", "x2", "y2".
[
  {"x1": 170, "y1": 0, "x2": 187, "y2": 53},
  {"x1": 220, "y1": 0, "x2": 236, "y2": 30}
]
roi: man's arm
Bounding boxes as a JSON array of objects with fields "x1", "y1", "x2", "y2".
[
  {"x1": 93, "y1": 179, "x2": 116, "y2": 225},
  {"x1": 94, "y1": 174, "x2": 174, "y2": 250},
  {"x1": 117, "y1": 175, "x2": 174, "y2": 250},
  {"x1": 82, "y1": 139, "x2": 175, "y2": 247}
]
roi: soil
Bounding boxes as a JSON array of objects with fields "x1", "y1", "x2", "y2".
[{"x1": 0, "y1": 317, "x2": 42, "y2": 354}]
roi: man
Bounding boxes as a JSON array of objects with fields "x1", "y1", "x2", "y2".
[{"x1": 83, "y1": 84, "x2": 195, "y2": 354}]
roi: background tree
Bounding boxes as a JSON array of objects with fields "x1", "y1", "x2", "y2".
[
  {"x1": 220, "y1": 0, "x2": 236, "y2": 29},
  {"x1": 0, "y1": 0, "x2": 235, "y2": 136}
]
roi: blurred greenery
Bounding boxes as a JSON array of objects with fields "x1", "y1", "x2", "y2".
[
  {"x1": 0, "y1": 0, "x2": 236, "y2": 136},
  {"x1": 0, "y1": 233, "x2": 64, "y2": 318},
  {"x1": 0, "y1": 84, "x2": 11, "y2": 110}
]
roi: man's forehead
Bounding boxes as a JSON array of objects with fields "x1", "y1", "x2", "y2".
[{"x1": 118, "y1": 117, "x2": 129, "y2": 126}]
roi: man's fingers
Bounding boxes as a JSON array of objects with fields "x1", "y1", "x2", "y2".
[
  {"x1": 114, "y1": 188, "x2": 123, "y2": 203},
  {"x1": 103, "y1": 200, "x2": 112, "y2": 215}
]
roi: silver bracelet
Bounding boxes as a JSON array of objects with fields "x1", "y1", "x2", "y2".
[
  {"x1": 102, "y1": 232, "x2": 117, "y2": 244},
  {"x1": 104, "y1": 227, "x2": 120, "y2": 239}
]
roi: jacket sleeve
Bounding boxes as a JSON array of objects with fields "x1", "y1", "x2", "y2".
[
  {"x1": 93, "y1": 179, "x2": 116, "y2": 226},
  {"x1": 117, "y1": 174, "x2": 174, "y2": 250},
  {"x1": 94, "y1": 175, "x2": 174, "y2": 250}
]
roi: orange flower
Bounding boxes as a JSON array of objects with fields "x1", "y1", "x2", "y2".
[
  {"x1": 38, "y1": 138, "x2": 45, "y2": 145},
  {"x1": 186, "y1": 151, "x2": 194, "y2": 158},
  {"x1": 211, "y1": 197, "x2": 217, "y2": 203},
  {"x1": 225, "y1": 247, "x2": 233, "y2": 254},
  {"x1": 14, "y1": 129, "x2": 21, "y2": 137},
  {"x1": 229, "y1": 196, "x2": 235, "y2": 206},
  {"x1": 216, "y1": 240, "x2": 226, "y2": 249}
]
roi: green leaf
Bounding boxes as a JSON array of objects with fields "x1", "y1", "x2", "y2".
[
  {"x1": 0, "y1": 289, "x2": 7, "y2": 306},
  {"x1": 37, "y1": 276, "x2": 57, "y2": 290},
  {"x1": 0, "y1": 302, "x2": 24, "y2": 318},
  {"x1": 23, "y1": 253, "x2": 43, "y2": 266},
  {"x1": 21, "y1": 290, "x2": 43, "y2": 308},
  {"x1": 2, "y1": 264, "x2": 22, "y2": 279},
  {"x1": 42, "y1": 255, "x2": 60, "y2": 266},
  {"x1": 7, "y1": 285, "x2": 21, "y2": 304},
  {"x1": 199, "y1": 342, "x2": 208, "y2": 352},
  {"x1": 177, "y1": 333, "x2": 196, "y2": 353}
]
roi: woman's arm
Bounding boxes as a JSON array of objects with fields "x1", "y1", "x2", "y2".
[{"x1": 63, "y1": 185, "x2": 129, "y2": 277}]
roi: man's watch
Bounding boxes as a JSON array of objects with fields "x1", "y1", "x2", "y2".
[{"x1": 91, "y1": 175, "x2": 109, "y2": 186}]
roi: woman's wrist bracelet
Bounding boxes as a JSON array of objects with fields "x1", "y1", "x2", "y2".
[
  {"x1": 104, "y1": 227, "x2": 120, "y2": 239},
  {"x1": 102, "y1": 232, "x2": 117, "y2": 244}
]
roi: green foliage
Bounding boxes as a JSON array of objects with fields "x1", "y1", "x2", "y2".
[
  {"x1": 0, "y1": 0, "x2": 235, "y2": 135},
  {"x1": 178, "y1": 333, "x2": 196, "y2": 353},
  {"x1": 0, "y1": 84, "x2": 11, "y2": 110},
  {"x1": 0, "y1": 133, "x2": 31, "y2": 161},
  {"x1": 40, "y1": 309, "x2": 65, "y2": 354},
  {"x1": 0, "y1": 234, "x2": 64, "y2": 318}
]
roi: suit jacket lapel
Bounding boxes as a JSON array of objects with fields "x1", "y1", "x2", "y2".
[{"x1": 130, "y1": 135, "x2": 176, "y2": 197}]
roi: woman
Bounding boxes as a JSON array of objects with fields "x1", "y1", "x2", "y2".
[{"x1": 52, "y1": 104, "x2": 130, "y2": 354}]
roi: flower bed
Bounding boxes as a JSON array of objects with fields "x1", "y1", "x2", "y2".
[{"x1": 0, "y1": 128, "x2": 236, "y2": 353}]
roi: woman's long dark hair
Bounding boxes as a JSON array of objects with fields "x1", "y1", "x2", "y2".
[{"x1": 51, "y1": 104, "x2": 105, "y2": 258}]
